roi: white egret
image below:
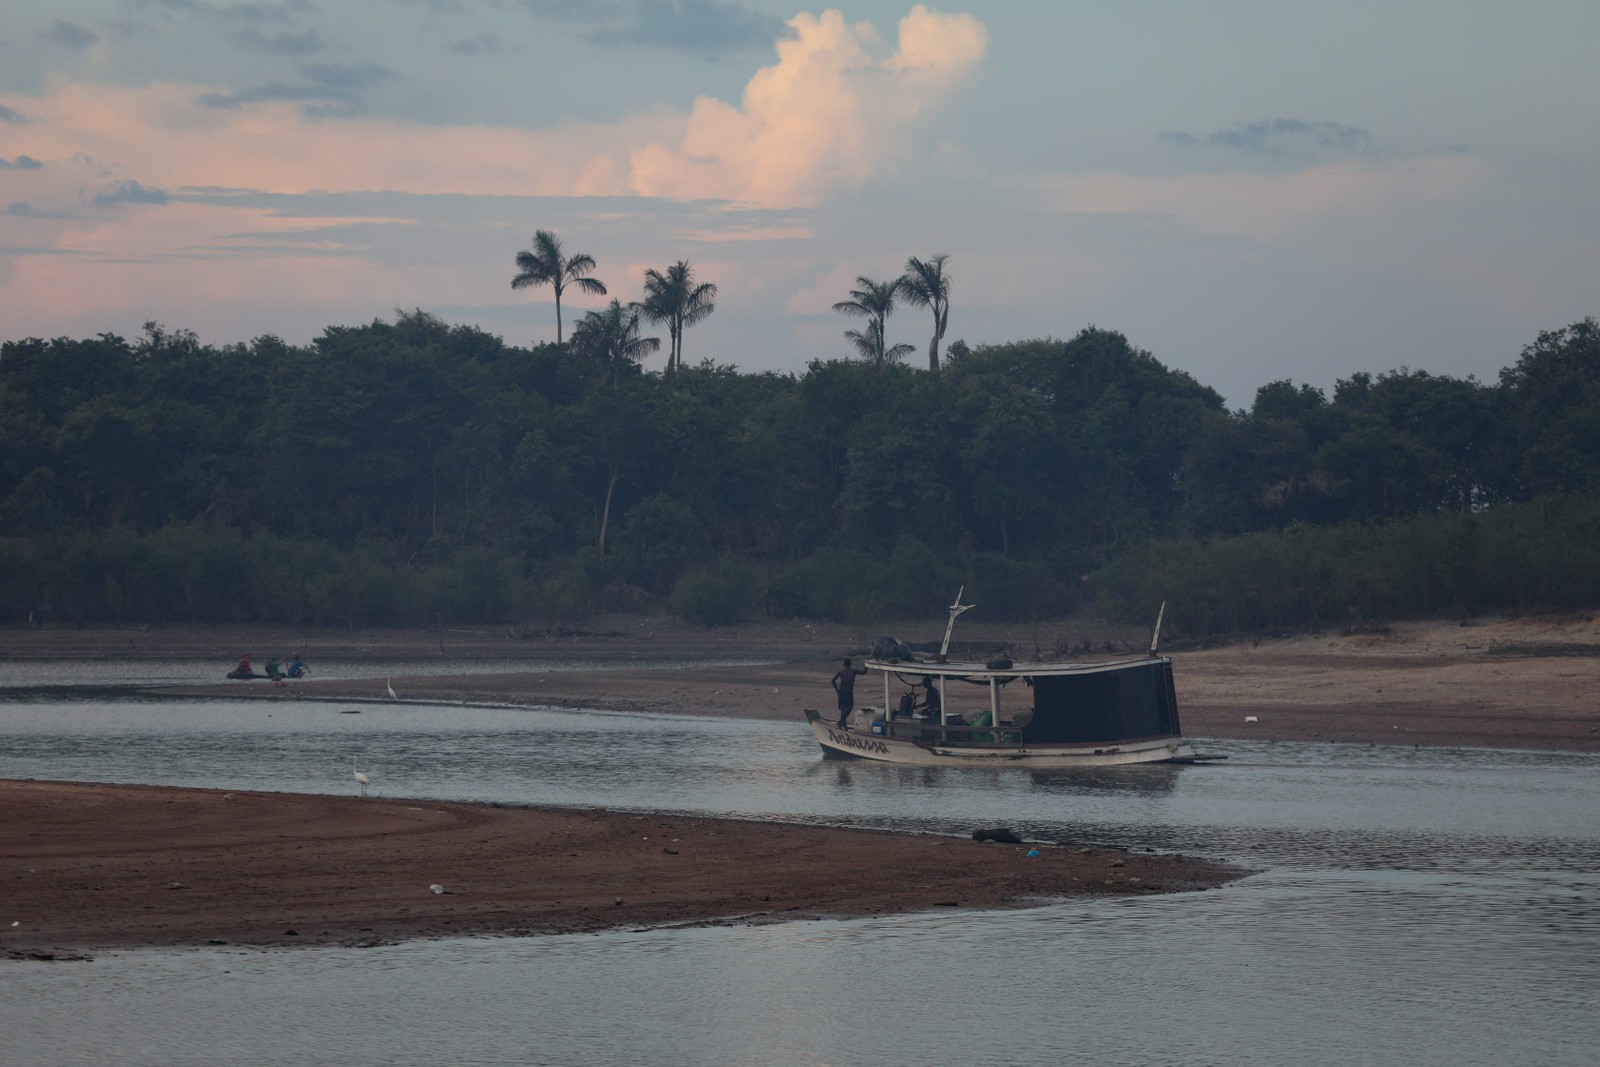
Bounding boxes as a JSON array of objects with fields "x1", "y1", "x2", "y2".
[
  {"x1": 386, "y1": 678, "x2": 398, "y2": 700},
  {"x1": 352, "y1": 756, "x2": 370, "y2": 796}
]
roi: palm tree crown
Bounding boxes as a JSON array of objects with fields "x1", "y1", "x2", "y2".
[
  {"x1": 844, "y1": 319, "x2": 915, "y2": 365},
  {"x1": 634, "y1": 260, "x2": 717, "y2": 376},
  {"x1": 570, "y1": 300, "x2": 662, "y2": 385},
  {"x1": 511, "y1": 229, "x2": 607, "y2": 346},
  {"x1": 900, "y1": 253, "x2": 951, "y2": 371},
  {"x1": 832, "y1": 275, "x2": 905, "y2": 369}
]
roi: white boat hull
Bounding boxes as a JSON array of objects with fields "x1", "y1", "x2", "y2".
[{"x1": 807, "y1": 712, "x2": 1205, "y2": 768}]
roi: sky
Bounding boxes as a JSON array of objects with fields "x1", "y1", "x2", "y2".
[{"x1": 1, "y1": 1, "x2": 1597, "y2": 408}]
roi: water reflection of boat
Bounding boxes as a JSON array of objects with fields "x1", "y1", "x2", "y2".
[{"x1": 805, "y1": 591, "x2": 1222, "y2": 769}]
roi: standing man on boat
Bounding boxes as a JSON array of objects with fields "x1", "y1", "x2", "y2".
[{"x1": 831, "y1": 658, "x2": 867, "y2": 728}]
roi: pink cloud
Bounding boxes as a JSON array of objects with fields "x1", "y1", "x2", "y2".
[
  {"x1": 0, "y1": 7, "x2": 989, "y2": 344},
  {"x1": 0, "y1": 7, "x2": 985, "y2": 212},
  {"x1": 630, "y1": 6, "x2": 987, "y2": 207}
]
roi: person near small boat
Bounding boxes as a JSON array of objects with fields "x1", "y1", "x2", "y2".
[
  {"x1": 917, "y1": 675, "x2": 941, "y2": 720},
  {"x1": 830, "y1": 658, "x2": 867, "y2": 728},
  {"x1": 287, "y1": 654, "x2": 308, "y2": 678},
  {"x1": 265, "y1": 657, "x2": 282, "y2": 681}
]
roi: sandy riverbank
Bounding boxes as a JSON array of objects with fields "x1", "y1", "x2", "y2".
[
  {"x1": 55, "y1": 610, "x2": 1593, "y2": 752},
  {"x1": 5, "y1": 611, "x2": 1596, "y2": 956},
  {"x1": 0, "y1": 780, "x2": 1242, "y2": 959}
]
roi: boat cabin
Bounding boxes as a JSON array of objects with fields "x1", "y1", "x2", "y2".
[
  {"x1": 859, "y1": 655, "x2": 1182, "y2": 748},
  {"x1": 804, "y1": 589, "x2": 1210, "y2": 766}
]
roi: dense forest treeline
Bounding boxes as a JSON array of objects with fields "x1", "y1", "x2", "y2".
[{"x1": 2, "y1": 313, "x2": 1598, "y2": 633}]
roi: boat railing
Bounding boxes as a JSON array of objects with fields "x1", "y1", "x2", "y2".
[
  {"x1": 857, "y1": 710, "x2": 1023, "y2": 745},
  {"x1": 924, "y1": 724, "x2": 1020, "y2": 745}
]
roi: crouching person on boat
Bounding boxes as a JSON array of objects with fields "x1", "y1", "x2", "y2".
[
  {"x1": 831, "y1": 658, "x2": 867, "y2": 729},
  {"x1": 917, "y1": 675, "x2": 942, "y2": 721}
]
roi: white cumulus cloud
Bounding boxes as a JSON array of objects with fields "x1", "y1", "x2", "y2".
[
  {"x1": 629, "y1": 5, "x2": 987, "y2": 206},
  {"x1": 0, "y1": 6, "x2": 986, "y2": 212}
]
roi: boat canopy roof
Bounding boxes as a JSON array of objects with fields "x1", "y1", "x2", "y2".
[
  {"x1": 865, "y1": 655, "x2": 1184, "y2": 743},
  {"x1": 863, "y1": 655, "x2": 1169, "y2": 680}
]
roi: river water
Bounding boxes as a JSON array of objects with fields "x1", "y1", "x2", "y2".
[{"x1": 2, "y1": 673, "x2": 1598, "y2": 1066}]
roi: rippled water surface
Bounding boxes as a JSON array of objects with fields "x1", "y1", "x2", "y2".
[{"x1": 3, "y1": 687, "x2": 1598, "y2": 1066}]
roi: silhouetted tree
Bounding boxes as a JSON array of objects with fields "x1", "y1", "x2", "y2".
[
  {"x1": 511, "y1": 230, "x2": 607, "y2": 345},
  {"x1": 832, "y1": 275, "x2": 905, "y2": 369},
  {"x1": 636, "y1": 261, "x2": 717, "y2": 375},
  {"x1": 844, "y1": 319, "x2": 914, "y2": 365},
  {"x1": 901, "y1": 253, "x2": 951, "y2": 371},
  {"x1": 570, "y1": 300, "x2": 661, "y2": 385}
]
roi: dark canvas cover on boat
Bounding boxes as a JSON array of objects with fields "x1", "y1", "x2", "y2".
[
  {"x1": 1026, "y1": 661, "x2": 1179, "y2": 743},
  {"x1": 871, "y1": 636, "x2": 916, "y2": 662}
]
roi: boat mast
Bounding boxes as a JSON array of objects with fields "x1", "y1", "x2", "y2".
[
  {"x1": 1148, "y1": 600, "x2": 1166, "y2": 657},
  {"x1": 939, "y1": 586, "x2": 974, "y2": 658}
]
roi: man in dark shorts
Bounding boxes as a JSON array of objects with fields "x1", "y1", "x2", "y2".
[{"x1": 831, "y1": 658, "x2": 867, "y2": 728}]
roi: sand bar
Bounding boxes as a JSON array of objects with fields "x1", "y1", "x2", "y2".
[{"x1": 0, "y1": 780, "x2": 1242, "y2": 959}]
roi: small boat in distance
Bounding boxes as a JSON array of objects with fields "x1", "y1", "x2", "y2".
[{"x1": 805, "y1": 591, "x2": 1222, "y2": 768}]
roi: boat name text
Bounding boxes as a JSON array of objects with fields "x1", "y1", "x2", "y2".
[{"x1": 825, "y1": 728, "x2": 889, "y2": 755}]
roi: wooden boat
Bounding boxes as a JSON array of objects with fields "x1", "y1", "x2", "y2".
[{"x1": 805, "y1": 592, "x2": 1220, "y2": 768}]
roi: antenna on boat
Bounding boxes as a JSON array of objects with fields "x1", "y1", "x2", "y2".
[
  {"x1": 1148, "y1": 600, "x2": 1166, "y2": 657},
  {"x1": 940, "y1": 586, "x2": 974, "y2": 658}
]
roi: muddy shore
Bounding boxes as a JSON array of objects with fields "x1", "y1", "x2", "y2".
[{"x1": 0, "y1": 780, "x2": 1243, "y2": 959}]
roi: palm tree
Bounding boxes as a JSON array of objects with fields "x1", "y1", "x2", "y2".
[
  {"x1": 570, "y1": 300, "x2": 662, "y2": 386},
  {"x1": 634, "y1": 260, "x2": 717, "y2": 376},
  {"x1": 844, "y1": 319, "x2": 914, "y2": 365},
  {"x1": 900, "y1": 253, "x2": 951, "y2": 371},
  {"x1": 832, "y1": 275, "x2": 905, "y2": 369},
  {"x1": 510, "y1": 229, "x2": 607, "y2": 346}
]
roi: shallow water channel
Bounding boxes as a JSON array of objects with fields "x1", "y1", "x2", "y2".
[{"x1": 2, "y1": 682, "x2": 1598, "y2": 1066}]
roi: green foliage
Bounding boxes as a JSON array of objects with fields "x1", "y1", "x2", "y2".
[
  {"x1": 1091, "y1": 495, "x2": 1600, "y2": 635},
  {"x1": 762, "y1": 540, "x2": 960, "y2": 623},
  {"x1": 418, "y1": 548, "x2": 538, "y2": 626},
  {"x1": 961, "y1": 552, "x2": 1075, "y2": 619},
  {"x1": 875, "y1": 538, "x2": 960, "y2": 618},
  {"x1": 570, "y1": 300, "x2": 660, "y2": 385},
  {"x1": 614, "y1": 493, "x2": 705, "y2": 594},
  {"x1": 670, "y1": 555, "x2": 761, "y2": 625},
  {"x1": 5, "y1": 312, "x2": 1600, "y2": 629},
  {"x1": 541, "y1": 554, "x2": 598, "y2": 621},
  {"x1": 1499, "y1": 318, "x2": 1600, "y2": 495},
  {"x1": 763, "y1": 549, "x2": 873, "y2": 620}
]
